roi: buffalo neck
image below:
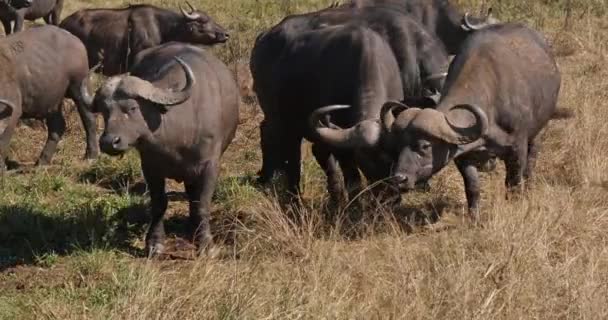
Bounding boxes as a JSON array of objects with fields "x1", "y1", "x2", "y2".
[
  {"x1": 434, "y1": 0, "x2": 467, "y2": 54},
  {"x1": 154, "y1": 9, "x2": 185, "y2": 43}
]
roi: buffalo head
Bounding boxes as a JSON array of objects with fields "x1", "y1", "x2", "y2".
[
  {"x1": 179, "y1": 1, "x2": 229, "y2": 44},
  {"x1": 310, "y1": 101, "x2": 488, "y2": 191},
  {"x1": 461, "y1": 8, "x2": 499, "y2": 31},
  {"x1": 0, "y1": 0, "x2": 32, "y2": 10},
  {"x1": 85, "y1": 57, "x2": 194, "y2": 156}
]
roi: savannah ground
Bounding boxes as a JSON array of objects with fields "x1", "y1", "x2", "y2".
[{"x1": 1, "y1": 0, "x2": 607, "y2": 318}]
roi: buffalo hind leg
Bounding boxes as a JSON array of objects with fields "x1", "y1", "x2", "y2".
[
  {"x1": 185, "y1": 159, "x2": 220, "y2": 256},
  {"x1": 1, "y1": 19, "x2": 11, "y2": 35},
  {"x1": 312, "y1": 143, "x2": 346, "y2": 206},
  {"x1": 524, "y1": 140, "x2": 539, "y2": 181},
  {"x1": 257, "y1": 119, "x2": 282, "y2": 184},
  {"x1": 284, "y1": 135, "x2": 303, "y2": 199},
  {"x1": 12, "y1": 13, "x2": 24, "y2": 33},
  {"x1": 36, "y1": 111, "x2": 66, "y2": 166},
  {"x1": 69, "y1": 81, "x2": 99, "y2": 160},
  {"x1": 455, "y1": 157, "x2": 482, "y2": 222},
  {"x1": 504, "y1": 142, "x2": 528, "y2": 195},
  {"x1": 142, "y1": 163, "x2": 168, "y2": 257}
]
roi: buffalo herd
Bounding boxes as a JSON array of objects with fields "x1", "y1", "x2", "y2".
[{"x1": 0, "y1": 0, "x2": 572, "y2": 256}]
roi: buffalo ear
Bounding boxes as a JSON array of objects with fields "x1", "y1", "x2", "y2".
[
  {"x1": 155, "y1": 103, "x2": 171, "y2": 114},
  {"x1": 380, "y1": 101, "x2": 409, "y2": 132},
  {"x1": 401, "y1": 89, "x2": 441, "y2": 108}
]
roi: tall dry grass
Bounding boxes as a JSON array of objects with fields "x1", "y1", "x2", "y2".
[{"x1": 1, "y1": 0, "x2": 608, "y2": 319}]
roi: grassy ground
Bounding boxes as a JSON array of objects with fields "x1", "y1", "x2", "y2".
[{"x1": 1, "y1": 0, "x2": 608, "y2": 318}]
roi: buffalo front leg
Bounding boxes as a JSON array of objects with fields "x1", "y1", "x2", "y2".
[
  {"x1": 12, "y1": 12, "x2": 24, "y2": 33},
  {"x1": 455, "y1": 157, "x2": 482, "y2": 222},
  {"x1": 142, "y1": 164, "x2": 168, "y2": 257},
  {"x1": 336, "y1": 154, "x2": 362, "y2": 202},
  {"x1": 69, "y1": 82, "x2": 99, "y2": 160},
  {"x1": 185, "y1": 160, "x2": 220, "y2": 256},
  {"x1": 50, "y1": 1, "x2": 63, "y2": 25},
  {"x1": 312, "y1": 143, "x2": 346, "y2": 206},
  {"x1": 36, "y1": 111, "x2": 66, "y2": 166}
]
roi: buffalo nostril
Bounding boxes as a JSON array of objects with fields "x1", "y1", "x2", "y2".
[{"x1": 112, "y1": 136, "x2": 121, "y2": 146}]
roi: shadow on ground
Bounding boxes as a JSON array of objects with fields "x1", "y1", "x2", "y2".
[{"x1": 0, "y1": 202, "x2": 147, "y2": 271}]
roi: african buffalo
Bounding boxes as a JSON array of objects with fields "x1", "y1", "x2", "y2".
[
  {"x1": 0, "y1": 25, "x2": 98, "y2": 171},
  {"x1": 342, "y1": 0, "x2": 498, "y2": 54},
  {"x1": 260, "y1": 23, "x2": 403, "y2": 202},
  {"x1": 60, "y1": 2, "x2": 229, "y2": 76},
  {"x1": 313, "y1": 23, "x2": 570, "y2": 219},
  {"x1": 85, "y1": 43, "x2": 239, "y2": 256},
  {"x1": 251, "y1": 4, "x2": 449, "y2": 187},
  {"x1": 0, "y1": 0, "x2": 63, "y2": 35}
]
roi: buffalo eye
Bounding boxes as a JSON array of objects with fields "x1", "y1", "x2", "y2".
[{"x1": 417, "y1": 141, "x2": 432, "y2": 153}]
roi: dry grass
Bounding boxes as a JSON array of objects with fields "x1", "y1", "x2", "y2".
[{"x1": 1, "y1": 0, "x2": 608, "y2": 319}]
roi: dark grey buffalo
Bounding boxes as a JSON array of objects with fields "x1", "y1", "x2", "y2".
[
  {"x1": 0, "y1": 0, "x2": 63, "y2": 35},
  {"x1": 85, "y1": 43, "x2": 239, "y2": 256},
  {"x1": 313, "y1": 23, "x2": 571, "y2": 219},
  {"x1": 251, "y1": 4, "x2": 449, "y2": 187},
  {"x1": 260, "y1": 23, "x2": 403, "y2": 202},
  {"x1": 60, "y1": 2, "x2": 229, "y2": 76},
  {"x1": 342, "y1": 0, "x2": 498, "y2": 54},
  {"x1": 0, "y1": 25, "x2": 98, "y2": 171}
]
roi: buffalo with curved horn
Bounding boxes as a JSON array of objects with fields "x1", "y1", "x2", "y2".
[
  {"x1": 0, "y1": 26, "x2": 98, "y2": 171},
  {"x1": 312, "y1": 23, "x2": 571, "y2": 220},
  {"x1": 251, "y1": 4, "x2": 449, "y2": 188},
  {"x1": 60, "y1": 2, "x2": 229, "y2": 76},
  {"x1": 340, "y1": 0, "x2": 499, "y2": 54},
  {"x1": 83, "y1": 43, "x2": 239, "y2": 257}
]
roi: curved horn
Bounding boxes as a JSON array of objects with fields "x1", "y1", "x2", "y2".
[
  {"x1": 180, "y1": 1, "x2": 200, "y2": 20},
  {"x1": 424, "y1": 72, "x2": 448, "y2": 83},
  {"x1": 0, "y1": 98, "x2": 15, "y2": 116},
  {"x1": 309, "y1": 105, "x2": 382, "y2": 149},
  {"x1": 0, "y1": 98, "x2": 15, "y2": 135},
  {"x1": 461, "y1": 12, "x2": 488, "y2": 31},
  {"x1": 186, "y1": 0, "x2": 196, "y2": 12},
  {"x1": 380, "y1": 101, "x2": 408, "y2": 132},
  {"x1": 80, "y1": 62, "x2": 102, "y2": 110},
  {"x1": 441, "y1": 104, "x2": 489, "y2": 145},
  {"x1": 129, "y1": 57, "x2": 195, "y2": 107}
]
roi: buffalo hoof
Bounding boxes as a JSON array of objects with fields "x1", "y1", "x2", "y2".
[
  {"x1": 145, "y1": 242, "x2": 165, "y2": 258},
  {"x1": 84, "y1": 151, "x2": 99, "y2": 162},
  {"x1": 194, "y1": 234, "x2": 218, "y2": 258},
  {"x1": 145, "y1": 231, "x2": 166, "y2": 258},
  {"x1": 415, "y1": 181, "x2": 432, "y2": 192},
  {"x1": 35, "y1": 158, "x2": 51, "y2": 166},
  {"x1": 198, "y1": 244, "x2": 222, "y2": 259},
  {"x1": 477, "y1": 158, "x2": 498, "y2": 173},
  {"x1": 467, "y1": 207, "x2": 481, "y2": 225}
]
